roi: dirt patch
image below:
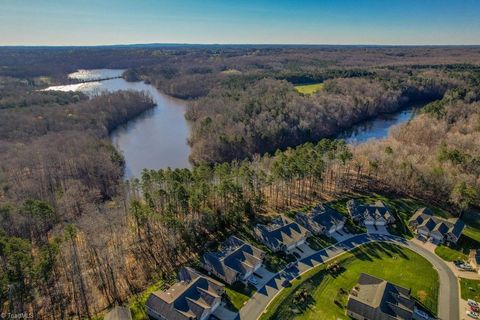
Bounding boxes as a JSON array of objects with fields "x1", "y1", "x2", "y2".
[{"x1": 417, "y1": 290, "x2": 428, "y2": 302}]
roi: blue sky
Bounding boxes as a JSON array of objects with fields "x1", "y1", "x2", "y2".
[{"x1": 1, "y1": 0, "x2": 479, "y2": 45}]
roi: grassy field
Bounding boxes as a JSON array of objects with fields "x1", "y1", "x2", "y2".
[
  {"x1": 435, "y1": 244, "x2": 468, "y2": 261},
  {"x1": 260, "y1": 242, "x2": 439, "y2": 320},
  {"x1": 461, "y1": 278, "x2": 480, "y2": 302},
  {"x1": 294, "y1": 83, "x2": 324, "y2": 94},
  {"x1": 225, "y1": 282, "x2": 257, "y2": 311}
]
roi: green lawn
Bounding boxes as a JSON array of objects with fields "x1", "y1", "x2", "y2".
[
  {"x1": 225, "y1": 282, "x2": 257, "y2": 311},
  {"x1": 431, "y1": 208, "x2": 480, "y2": 262},
  {"x1": 128, "y1": 279, "x2": 169, "y2": 320},
  {"x1": 462, "y1": 209, "x2": 480, "y2": 243},
  {"x1": 435, "y1": 244, "x2": 468, "y2": 261},
  {"x1": 461, "y1": 278, "x2": 480, "y2": 302},
  {"x1": 294, "y1": 83, "x2": 324, "y2": 94},
  {"x1": 260, "y1": 242, "x2": 439, "y2": 320},
  {"x1": 434, "y1": 234, "x2": 479, "y2": 261}
]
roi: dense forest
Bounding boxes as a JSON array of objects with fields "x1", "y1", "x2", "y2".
[
  {"x1": 186, "y1": 73, "x2": 451, "y2": 164},
  {"x1": 0, "y1": 46, "x2": 479, "y2": 319}
]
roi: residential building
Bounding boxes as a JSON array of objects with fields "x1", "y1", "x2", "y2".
[
  {"x1": 201, "y1": 235, "x2": 265, "y2": 285},
  {"x1": 347, "y1": 273, "x2": 417, "y2": 320},
  {"x1": 347, "y1": 200, "x2": 396, "y2": 226},
  {"x1": 254, "y1": 216, "x2": 310, "y2": 252},
  {"x1": 146, "y1": 267, "x2": 224, "y2": 320},
  {"x1": 104, "y1": 306, "x2": 132, "y2": 320},
  {"x1": 295, "y1": 204, "x2": 346, "y2": 236},
  {"x1": 408, "y1": 207, "x2": 465, "y2": 244}
]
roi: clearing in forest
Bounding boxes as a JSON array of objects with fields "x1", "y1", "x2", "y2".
[{"x1": 294, "y1": 83, "x2": 324, "y2": 94}]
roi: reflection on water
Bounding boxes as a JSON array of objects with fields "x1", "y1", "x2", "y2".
[
  {"x1": 45, "y1": 70, "x2": 191, "y2": 178},
  {"x1": 68, "y1": 69, "x2": 124, "y2": 81},
  {"x1": 338, "y1": 107, "x2": 418, "y2": 144}
]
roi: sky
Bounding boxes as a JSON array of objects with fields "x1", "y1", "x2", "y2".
[{"x1": 1, "y1": 0, "x2": 479, "y2": 46}]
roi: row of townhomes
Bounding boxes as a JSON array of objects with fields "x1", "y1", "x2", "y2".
[
  {"x1": 347, "y1": 200, "x2": 396, "y2": 226},
  {"x1": 146, "y1": 235, "x2": 267, "y2": 320},
  {"x1": 295, "y1": 204, "x2": 346, "y2": 236},
  {"x1": 408, "y1": 207, "x2": 465, "y2": 244},
  {"x1": 142, "y1": 201, "x2": 358, "y2": 320},
  {"x1": 200, "y1": 235, "x2": 265, "y2": 285},
  {"x1": 254, "y1": 216, "x2": 310, "y2": 252},
  {"x1": 140, "y1": 200, "x2": 465, "y2": 320}
]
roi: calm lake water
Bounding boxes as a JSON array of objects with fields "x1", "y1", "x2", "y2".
[
  {"x1": 338, "y1": 107, "x2": 417, "y2": 144},
  {"x1": 45, "y1": 69, "x2": 191, "y2": 178},
  {"x1": 45, "y1": 69, "x2": 419, "y2": 177}
]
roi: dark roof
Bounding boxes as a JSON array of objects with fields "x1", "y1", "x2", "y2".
[
  {"x1": 296, "y1": 204, "x2": 345, "y2": 232},
  {"x1": 146, "y1": 267, "x2": 224, "y2": 320},
  {"x1": 409, "y1": 208, "x2": 465, "y2": 239},
  {"x1": 347, "y1": 273, "x2": 415, "y2": 320},
  {"x1": 104, "y1": 306, "x2": 132, "y2": 320},
  {"x1": 347, "y1": 200, "x2": 394, "y2": 222},
  {"x1": 255, "y1": 216, "x2": 309, "y2": 249},
  {"x1": 450, "y1": 219, "x2": 466, "y2": 238},
  {"x1": 200, "y1": 236, "x2": 264, "y2": 284},
  {"x1": 311, "y1": 205, "x2": 345, "y2": 228}
]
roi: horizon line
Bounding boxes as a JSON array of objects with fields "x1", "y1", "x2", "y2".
[{"x1": 1, "y1": 42, "x2": 480, "y2": 48}]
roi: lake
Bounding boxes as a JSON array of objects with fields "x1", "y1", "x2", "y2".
[
  {"x1": 45, "y1": 69, "x2": 419, "y2": 177},
  {"x1": 45, "y1": 69, "x2": 191, "y2": 178},
  {"x1": 338, "y1": 107, "x2": 417, "y2": 144}
]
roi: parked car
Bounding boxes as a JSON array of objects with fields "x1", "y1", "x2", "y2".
[
  {"x1": 468, "y1": 299, "x2": 479, "y2": 307},
  {"x1": 467, "y1": 310, "x2": 479, "y2": 319},
  {"x1": 417, "y1": 234, "x2": 428, "y2": 242},
  {"x1": 460, "y1": 264, "x2": 475, "y2": 272},
  {"x1": 454, "y1": 260, "x2": 464, "y2": 266},
  {"x1": 471, "y1": 305, "x2": 480, "y2": 312}
]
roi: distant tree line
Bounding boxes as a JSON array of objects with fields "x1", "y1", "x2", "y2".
[
  {"x1": 0, "y1": 46, "x2": 479, "y2": 319},
  {"x1": 185, "y1": 72, "x2": 451, "y2": 164}
]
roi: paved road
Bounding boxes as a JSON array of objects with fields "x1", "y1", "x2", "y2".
[
  {"x1": 238, "y1": 233, "x2": 458, "y2": 320},
  {"x1": 403, "y1": 238, "x2": 459, "y2": 320}
]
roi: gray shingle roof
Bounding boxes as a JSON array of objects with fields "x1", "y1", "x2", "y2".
[
  {"x1": 295, "y1": 204, "x2": 345, "y2": 234},
  {"x1": 200, "y1": 236, "x2": 264, "y2": 284},
  {"x1": 347, "y1": 200, "x2": 395, "y2": 223},
  {"x1": 146, "y1": 267, "x2": 224, "y2": 320},
  {"x1": 255, "y1": 216, "x2": 309, "y2": 250},
  {"x1": 409, "y1": 207, "x2": 465, "y2": 240},
  {"x1": 347, "y1": 273, "x2": 415, "y2": 320}
]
